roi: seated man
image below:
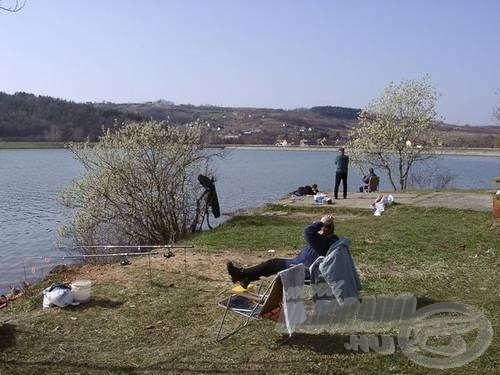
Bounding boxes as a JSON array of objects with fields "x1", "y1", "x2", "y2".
[
  {"x1": 359, "y1": 168, "x2": 378, "y2": 192},
  {"x1": 227, "y1": 215, "x2": 338, "y2": 288}
]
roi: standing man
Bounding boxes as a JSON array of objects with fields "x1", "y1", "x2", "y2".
[{"x1": 334, "y1": 147, "x2": 349, "y2": 199}]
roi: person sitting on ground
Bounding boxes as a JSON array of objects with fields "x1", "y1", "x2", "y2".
[
  {"x1": 359, "y1": 168, "x2": 378, "y2": 192},
  {"x1": 227, "y1": 215, "x2": 338, "y2": 288}
]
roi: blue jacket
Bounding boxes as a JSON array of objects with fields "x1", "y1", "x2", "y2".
[{"x1": 309, "y1": 238, "x2": 361, "y2": 302}]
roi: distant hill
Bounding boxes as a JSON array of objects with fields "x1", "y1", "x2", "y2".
[
  {"x1": 93, "y1": 101, "x2": 361, "y2": 145},
  {"x1": 94, "y1": 101, "x2": 500, "y2": 147},
  {"x1": 1, "y1": 92, "x2": 499, "y2": 147},
  {"x1": 0, "y1": 92, "x2": 142, "y2": 141}
]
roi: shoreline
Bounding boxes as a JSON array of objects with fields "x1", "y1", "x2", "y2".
[
  {"x1": 1, "y1": 141, "x2": 499, "y2": 157},
  {"x1": 224, "y1": 145, "x2": 500, "y2": 157}
]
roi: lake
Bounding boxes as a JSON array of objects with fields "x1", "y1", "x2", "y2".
[{"x1": 1, "y1": 148, "x2": 499, "y2": 292}]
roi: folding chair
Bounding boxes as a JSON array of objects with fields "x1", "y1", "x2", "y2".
[
  {"x1": 364, "y1": 175, "x2": 379, "y2": 192},
  {"x1": 215, "y1": 275, "x2": 283, "y2": 342}
]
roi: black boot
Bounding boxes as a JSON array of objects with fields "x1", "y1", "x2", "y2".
[{"x1": 226, "y1": 261, "x2": 250, "y2": 289}]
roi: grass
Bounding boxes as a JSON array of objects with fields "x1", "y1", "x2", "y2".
[
  {"x1": 1, "y1": 204, "x2": 498, "y2": 374},
  {"x1": 263, "y1": 203, "x2": 373, "y2": 216}
]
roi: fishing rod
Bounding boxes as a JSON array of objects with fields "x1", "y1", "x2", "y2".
[
  {"x1": 24, "y1": 252, "x2": 159, "y2": 259},
  {"x1": 22, "y1": 245, "x2": 195, "y2": 287},
  {"x1": 69, "y1": 245, "x2": 194, "y2": 249}
]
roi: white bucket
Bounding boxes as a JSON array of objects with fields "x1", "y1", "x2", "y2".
[{"x1": 71, "y1": 280, "x2": 92, "y2": 303}]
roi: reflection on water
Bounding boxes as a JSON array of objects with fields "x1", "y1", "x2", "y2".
[{"x1": 1, "y1": 148, "x2": 499, "y2": 291}]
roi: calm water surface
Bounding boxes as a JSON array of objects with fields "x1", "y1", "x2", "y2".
[{"x1": 1, "y1": 148, "x2": 499, "y2": 291}]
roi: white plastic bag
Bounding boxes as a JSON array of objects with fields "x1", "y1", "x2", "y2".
[
  {"x1": 314, "y1": 193, "x2": 326, "y2": 203},
  {"x1": 42, "y1": 286, "x2": 75, "y2": 308}
]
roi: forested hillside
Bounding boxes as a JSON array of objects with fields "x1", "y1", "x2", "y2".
[
  {"x1": 1, "y1": 92, "x2": 499, "y2": 147},
  {"x1": 0, "y1": 92, "x2": 143, "y2": 141}
]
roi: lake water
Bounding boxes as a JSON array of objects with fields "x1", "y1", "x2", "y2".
[{"x1": 1, "y1": 148, "x2": 499, "y2": 292}]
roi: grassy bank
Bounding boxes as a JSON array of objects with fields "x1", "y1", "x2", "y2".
[
  {"x1": 0, "y1": 141, "x2": 66, "y2": 149},
  {"x1": 1, "y1": 205, "x2": 498, "y2": 373}
]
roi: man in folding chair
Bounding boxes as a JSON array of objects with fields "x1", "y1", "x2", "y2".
[
  {"x1": 226, "y1": 215, "x2": 338, "y2": 288},
  {"x1": 216, "y1": 215, "x2": 339, "y2": 341}
]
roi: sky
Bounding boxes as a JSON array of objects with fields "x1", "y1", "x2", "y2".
[{"x1": 1, "y1": 0, "x2": 500, "y2": 125}]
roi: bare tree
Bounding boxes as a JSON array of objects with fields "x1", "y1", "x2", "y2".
[
  {"x1": 0, "y1": 0, "x2": 26, "y2": 12},
  {"x1": 407, "y1": 164, "x2": 457, "y2": 190}
]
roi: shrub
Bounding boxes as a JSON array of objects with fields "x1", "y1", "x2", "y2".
[{"x1": 60, "y1": 121, "x2": 216, "y2": 249}]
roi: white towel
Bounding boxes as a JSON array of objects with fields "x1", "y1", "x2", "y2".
[
  {"x1": 374, "y1": 194, "x2": 394, "y2": 216},
  {"x1": 278, "y1": 264, "x2": 307, "y2": 336}
]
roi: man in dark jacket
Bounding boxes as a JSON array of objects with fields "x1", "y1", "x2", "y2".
[
  {"x1": 227, "y1": 215, "x2": 338, "y2": 288},
  {"x1": 334, "y1": 148, "x2": 349, "y2": 199}
]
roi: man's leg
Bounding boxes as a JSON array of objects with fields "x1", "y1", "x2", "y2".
[
  {"x1": 342, "y1": 172, "x2": 348, "y2": 199},
  {"x1": 334, "y1": 172, "x2": 341, "y2": 199},
  {"x1": 242, "y1": 258, "x2": 289, "y2": 282},
  {"x1": 227, "y1": 258, "x2": 290, "y2": 287}
]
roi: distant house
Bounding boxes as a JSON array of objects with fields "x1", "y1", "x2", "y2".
[
  {"x1": 276, "y1": 139, "x2": 288, "y2": 146},
  {"x1": 242, "y1": 128, "x2": 262, "y2": 135}
]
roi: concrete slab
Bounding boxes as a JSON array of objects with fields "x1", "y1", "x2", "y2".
[{"x1": 278, "y1": 191, "x2": 493, "y2": 212}]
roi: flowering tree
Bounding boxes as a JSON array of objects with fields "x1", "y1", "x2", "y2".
[
  {"x1": 60, "y1": 121, "x2": 216, "y2": 247},
  {"x1": 348, "y1": 77, "x2": 439, "y2": 190}
]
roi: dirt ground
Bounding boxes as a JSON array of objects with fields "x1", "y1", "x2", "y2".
[
  {"x1": 280, "y1": 190, "x2": 496, "y2": 212},
  {"x1": 38, "y1": 249, "x2": 286, "y2": 293}
]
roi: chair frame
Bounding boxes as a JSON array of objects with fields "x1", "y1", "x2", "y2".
[{"x1": 215, "y1": 276, "x2": 283, "y2": 342}]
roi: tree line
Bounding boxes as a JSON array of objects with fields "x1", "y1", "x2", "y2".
[{"x1": 0, "y1": 92, "x2": 143, "y2": 141}]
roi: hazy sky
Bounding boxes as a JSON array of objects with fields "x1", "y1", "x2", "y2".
[{"x1": 1, "y1": 0, "x2": 499, "y2": 125}]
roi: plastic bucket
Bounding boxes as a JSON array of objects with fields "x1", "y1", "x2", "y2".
[{"x1": 71, "y1": 280, "x2": 92, "y2": 303}]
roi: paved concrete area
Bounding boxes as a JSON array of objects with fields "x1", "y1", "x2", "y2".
[{"x1": 279, "y1": 190, "x2": 495, "y2": 212}]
